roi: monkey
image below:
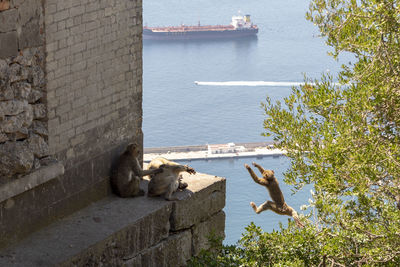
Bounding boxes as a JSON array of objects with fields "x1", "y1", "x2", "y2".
[
  {"x1": 147, "y1": 157, "x2": 195, "y2": 189},
  {"x1": 110, "y1": 143, "x2": 163, "y2": 198},
  {"x1": 245, "y1": 162, "x2": 304, "y2": 227},
  {"x1": 147, "y1": 157, "x2": 196, "y2": 201}
]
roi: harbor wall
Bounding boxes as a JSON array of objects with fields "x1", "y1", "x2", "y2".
[{"x1": 144, "y1": 141, "x2": 274, "y2": 154}]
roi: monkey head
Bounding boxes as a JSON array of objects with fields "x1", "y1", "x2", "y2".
[
  {"x1": 263, "y1": 170, "x2": 275, "y2": 181},
  {"x1": 126, "y1": 143, "x2": 140, "y2": 157}
]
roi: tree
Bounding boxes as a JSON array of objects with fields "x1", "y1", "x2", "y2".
[
  {"x1": 263, "y1": 0, "x2": 400, "y2": 265},
  {"x1": 190, "y1": 0, "x2": 400, "y2": 265}
]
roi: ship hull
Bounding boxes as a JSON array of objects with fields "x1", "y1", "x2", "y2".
[{"x1": 143, "y1": 28, "x2": 258, "y2": 40}]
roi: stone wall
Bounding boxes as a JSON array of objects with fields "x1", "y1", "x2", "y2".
[
  {"x1": 0, "y1": 0, "x2": 144, "y2": 247},
  {"x1": 1, "y1": 0, "x2": 143, "y2": 174},
  {"x1": 0, "y1": 0, "x2": 44, "y2": 58},
  {"x1": 0, "y1": 1, "x2": 227, "y2": 263},
  {"x1": 0, "y1": 173, "x2": 226, "y2": 267},
  {"x1": 0, "y1": 0, "x2": 49, "y2": 179},
  {"x1": 44, "y1": 0, "x2": 143, "y2": 168}
]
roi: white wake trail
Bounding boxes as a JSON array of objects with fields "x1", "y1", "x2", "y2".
[{"x1": 194, "y1": 81, "x2": 315, "y2": 87}]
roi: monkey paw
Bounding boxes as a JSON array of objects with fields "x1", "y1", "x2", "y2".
[
  {"x1": 178, "y1": 182, "x2": 188, "y2": 190},
  {"x1": 244, "y1": 164, "x2": 250, "y2": 169},
  {"x1": 250, "y1": 202, "x2": 257, "y2": 211},
  {"x1": 185, "y1": 166, "x2": 196, "y2": 174}
]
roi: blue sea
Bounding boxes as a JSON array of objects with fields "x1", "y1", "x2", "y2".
[{"x1": 143, "y1": 0, "x2": 347, "y2": 244}]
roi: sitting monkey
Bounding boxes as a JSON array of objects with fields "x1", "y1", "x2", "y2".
[
  {"x1": 111, "y1": 144, "x2": 163, "y2": 198},
  {"x1": 147, "y1": 157, "x2": 196, "y2": 201},
  {"x1": 245, "y1": 162, "x2": 303, "y2": 227}
]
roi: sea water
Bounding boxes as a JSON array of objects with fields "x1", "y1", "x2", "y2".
[{"x1": 143, "y1": 0, "x2": 346, "y2": 244}]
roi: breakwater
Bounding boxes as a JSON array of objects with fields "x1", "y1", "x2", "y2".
[
  {"x1": 144, "y1": 142, "x2": 274, "y2": 153},
  {"x1": 143, "y1": 142, "x2": 286, "y2": 162}
]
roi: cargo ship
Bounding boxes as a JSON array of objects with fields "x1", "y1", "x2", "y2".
[{"x1": 143, "y1": 14, "x2": 258, "y2": 40}]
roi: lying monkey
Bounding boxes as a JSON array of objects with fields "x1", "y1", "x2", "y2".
[
  {"x1": 111, "y1": 144, "x2": 163, "y2": 198},
  {"x1": 147, "y1": 157, "x2": 196, "y2": 201},
  {"x1": 245, "y1": 162, "x2": 303, "y2": 227}
]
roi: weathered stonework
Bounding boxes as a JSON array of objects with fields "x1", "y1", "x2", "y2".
[
  {"x1": 192, "y1": 211, "x2": 226, "y2": 256},
  {"x1": 0, "y1": 0, "x2": 146, "y2": 249},
  {"x1": 0, "y1": 0, "x2": 47, "y2": 179},
  {"x1": 0, "y1": 174, "x2": 226, "y2": 266},
  {"x1": 0, "y1": 47, "x2": 49, "y2": 178},
  {"x1": 0, "y1": 0, "x2": 44, "y2": 58},
  {"x1": 0, "y1": 1, "x2": 225, "y2": 265}
]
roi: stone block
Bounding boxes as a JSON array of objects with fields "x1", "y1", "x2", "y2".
[
  {"x1": 0, "y1": 113, "x2": 30, "y2": 134},
  {"x1": 32, "y1": 103, "x2": 46, "y2": 119},
  {"x1": 11, "y1": 82, "x2": 31, "y2": 100},
  {"x1": 29, "y1": 65, "x2": 45, "y2": 88},
  {"x1": 35, "y1": 197, "x2": 172, "y2": 266},
  {"x1": 70, "y1": 6, "x2": 84, "y2": 17},
  {"x1": 31, "y1": 120, "x2": 48, "y2": 137},
  {"x1": 27, "y1": 89, "x2": 43, "y2": 103},
  {"x1": 0, "y1": 31, "x2": 18, "y2": 58},
  {"x1": 0, "y1": 83, "x2": 13, "y2": 101},
  {"x1": 17, "y1": 0, "x2": 41, "y2": 26},
  {"x1": 192, "y1": 211, "x2": 226, "y2": 256},
  {"x1": 19, "y1": 17, "x2": 44, "y2": 50},
  {"x1": 0, "y1": 59, "x2": 8, "y2": 73},
  {"x1": 0, "y1": 8, "x2": 17, "y2": 32},
  {"x1": 20, "y1": 103, "x2": 33, "y2": 126},
  {"x1": 0, "y1": 162, "x2": 64, "y2": 203},
  {"x1": 0, "y1": 141, "x2": 34, "y2": 177},
  {"x1": 12, "y1": 49, "x2": 34, "y2": 66},
  {"x1": 28, "y1": 134, "x2": 49, "y2": 158},
  {"x1": 0, "y1": 102, "x2": 33, "y2": 133},
  {"x1": 125, "y1": 230, "x2": 192, "y2": 267},
  {"x1": 0, "y1": 132, "x2": 8, "y2": 142},
  {"x1": 53, "y1": 9, "x2": 69, "y2": 22},
  {"x1": 0, "y1": 177, "x2": 63, "y2": 249},
  {"x1": 8, "y1": 62, "x2": 24, "y2": 82},
  {"x1": 0, "y1": 115, "x2": 18, "y2": 131},
  {"x1": 161, "y1": 230, "x2": 192, "y2": 267},
  {"x1": 170, "y1": 173, "x2": 226, "y2": 231},
  {"x1": 8, "y1": 126, "x2": 28, "y2": 139},
  {"x1": 0, "y1": 99, "x2": 29, "y2": 115}
]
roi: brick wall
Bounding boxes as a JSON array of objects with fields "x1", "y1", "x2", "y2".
[{"x1": 44, "y1": 0, "x2": 143, "y2": 167}]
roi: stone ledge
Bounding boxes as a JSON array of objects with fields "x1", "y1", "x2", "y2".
[
  {"x1": 171, "y1": 172, "x2": 226, "y2": 231},
  {"x1": 123, "y1": 230, "x2": 192, "y2": 267},
  {"x1": 0, "y1": 162, "x2": 64, "y2": 203},
  {"x1": 0, "y1": 173, "x2": 225, "y2": 266},
  {"x1": 192, "y1": 211, "x2": 226, "y2": 256}
]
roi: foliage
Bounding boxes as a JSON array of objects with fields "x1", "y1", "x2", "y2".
[
  {"x1": 263, "y1": 0, "x2": 400, "y2": 264},
  {"x1": 189, "y1": 221, "x2": 323, "y2": 267},
  {"x1": 190, "y1": 0, "x2": 400, "y2": 266}
]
